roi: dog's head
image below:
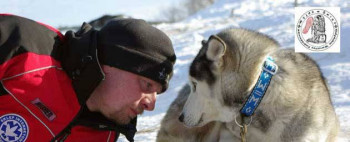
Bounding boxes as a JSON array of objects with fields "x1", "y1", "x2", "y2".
[{"x1": 179, "y1": 29, "x2": 279, "y2": 127}]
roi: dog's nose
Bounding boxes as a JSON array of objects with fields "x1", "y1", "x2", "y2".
[{"x1": 179, "y1": 113, "x2": 184, "y2": 122}]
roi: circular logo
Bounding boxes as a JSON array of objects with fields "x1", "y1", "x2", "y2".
[
  {"x1": 0, "y1": 114, "x2": 29, "y2": 142},
  {"x1": 296, "y1": 9, "x2": 339, "y2": 51}
]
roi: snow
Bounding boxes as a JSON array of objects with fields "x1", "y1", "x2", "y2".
[{"x1": 119, "y1": 0, "x2": 350, "y2": 141}]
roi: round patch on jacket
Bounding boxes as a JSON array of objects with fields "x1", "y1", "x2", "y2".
[{"x1": 0, "y1": 114, "x2": 29, "y2": 142}]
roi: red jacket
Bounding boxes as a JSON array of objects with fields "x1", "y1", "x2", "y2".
[{"x1": 0, "y1": 14, "x2": 136, "y2": 142}]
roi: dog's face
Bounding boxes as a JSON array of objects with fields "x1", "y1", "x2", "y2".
[
  {"x1": 180, "y1": 35, "x2": 244, "y2": 127},
  {"x1": 180, "y1": 29, "x2": 279, "y2": 127}
]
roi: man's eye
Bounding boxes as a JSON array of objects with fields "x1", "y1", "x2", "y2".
[
  {"x1": 140, "y1": 79, "x2": 153, "y2": 92},
  {"x1": 146, "y1": 82, "x2": 152, "y2": 90}
]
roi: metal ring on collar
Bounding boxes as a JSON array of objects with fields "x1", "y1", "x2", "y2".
[{"x1": 235, "y1": 115, "x2": 252, "y2": 128}]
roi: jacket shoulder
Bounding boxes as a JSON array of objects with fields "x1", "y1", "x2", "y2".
[{"x1": 0, "y1": 14, "x2": 64, "y2": 65}]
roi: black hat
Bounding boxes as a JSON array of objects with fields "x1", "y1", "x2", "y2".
[{"x1": 97, "y1": 18, "x2": 176, "y2": 93}]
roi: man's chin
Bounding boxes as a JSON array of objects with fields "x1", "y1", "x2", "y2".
[
  {"x1": 105, "y1": 111, "x2": 137, "y2": 125},
  {"x1": 110, "y1": 116, "x2": 134, "y2": 125}
]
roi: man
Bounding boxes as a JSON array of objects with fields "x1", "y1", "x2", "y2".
[{"x1": 0, "y1": 14, "x2": 176, "y2": 142}]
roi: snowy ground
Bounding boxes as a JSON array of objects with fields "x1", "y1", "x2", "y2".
[{"x1": 119, "y1": 0, "x2": 350, "y2": 141}]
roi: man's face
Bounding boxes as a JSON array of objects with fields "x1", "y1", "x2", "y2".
[{"x1": 86, "y1": 65, "x2": 162, "y2": 124}]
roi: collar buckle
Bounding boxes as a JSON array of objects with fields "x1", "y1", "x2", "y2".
[{"x1": 262, "y1": 57, "x2": 278, "y2": 75}]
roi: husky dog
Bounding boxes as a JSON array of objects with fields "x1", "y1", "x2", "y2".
[
  {"x1": 157, "y1": 84, "x2": 235, "y2": 142},
  {"x1": 157, "y1": 29, "x2": 339, "y2": 142}
]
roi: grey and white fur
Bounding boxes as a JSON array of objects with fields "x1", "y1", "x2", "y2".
[{"x1": 157, "y1": 28, "x2": 339, "y2": 142}]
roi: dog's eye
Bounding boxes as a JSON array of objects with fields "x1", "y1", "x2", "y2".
[{"x1": 192, "y1": 81, "x2": 197, "y2": 92}]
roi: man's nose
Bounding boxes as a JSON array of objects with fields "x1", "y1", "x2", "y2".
[{"x1": 142, "y1": 92, "x2": 157, "y2": 111}]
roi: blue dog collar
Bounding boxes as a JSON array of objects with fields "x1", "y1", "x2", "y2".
[{"x1": 240, "y1": 56, "x2": 278, "y2": 117}]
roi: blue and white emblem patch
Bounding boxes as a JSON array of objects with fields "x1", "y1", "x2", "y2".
[{"x1": 0, "y1": 114, "x2": 29, "y2": 142}]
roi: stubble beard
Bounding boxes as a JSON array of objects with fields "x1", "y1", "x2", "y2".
[{"x1": 108, "y1": 111, "x2": 134, "y2": 125}]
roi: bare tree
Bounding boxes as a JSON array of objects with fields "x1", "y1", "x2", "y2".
[
  {"x1": 184, "y1": 0, "x2": 214, "y2": 15},
  {"x1": 160, "y1": 5, "x2": 188, "y2": 23},
  {"x1": 160, "y1": 0, "x2": 216, "y2": 23}
]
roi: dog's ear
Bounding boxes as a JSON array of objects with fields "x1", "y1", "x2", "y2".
[{"x1": 206, "y1": 35, "x2": 226, "y2": 61}]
